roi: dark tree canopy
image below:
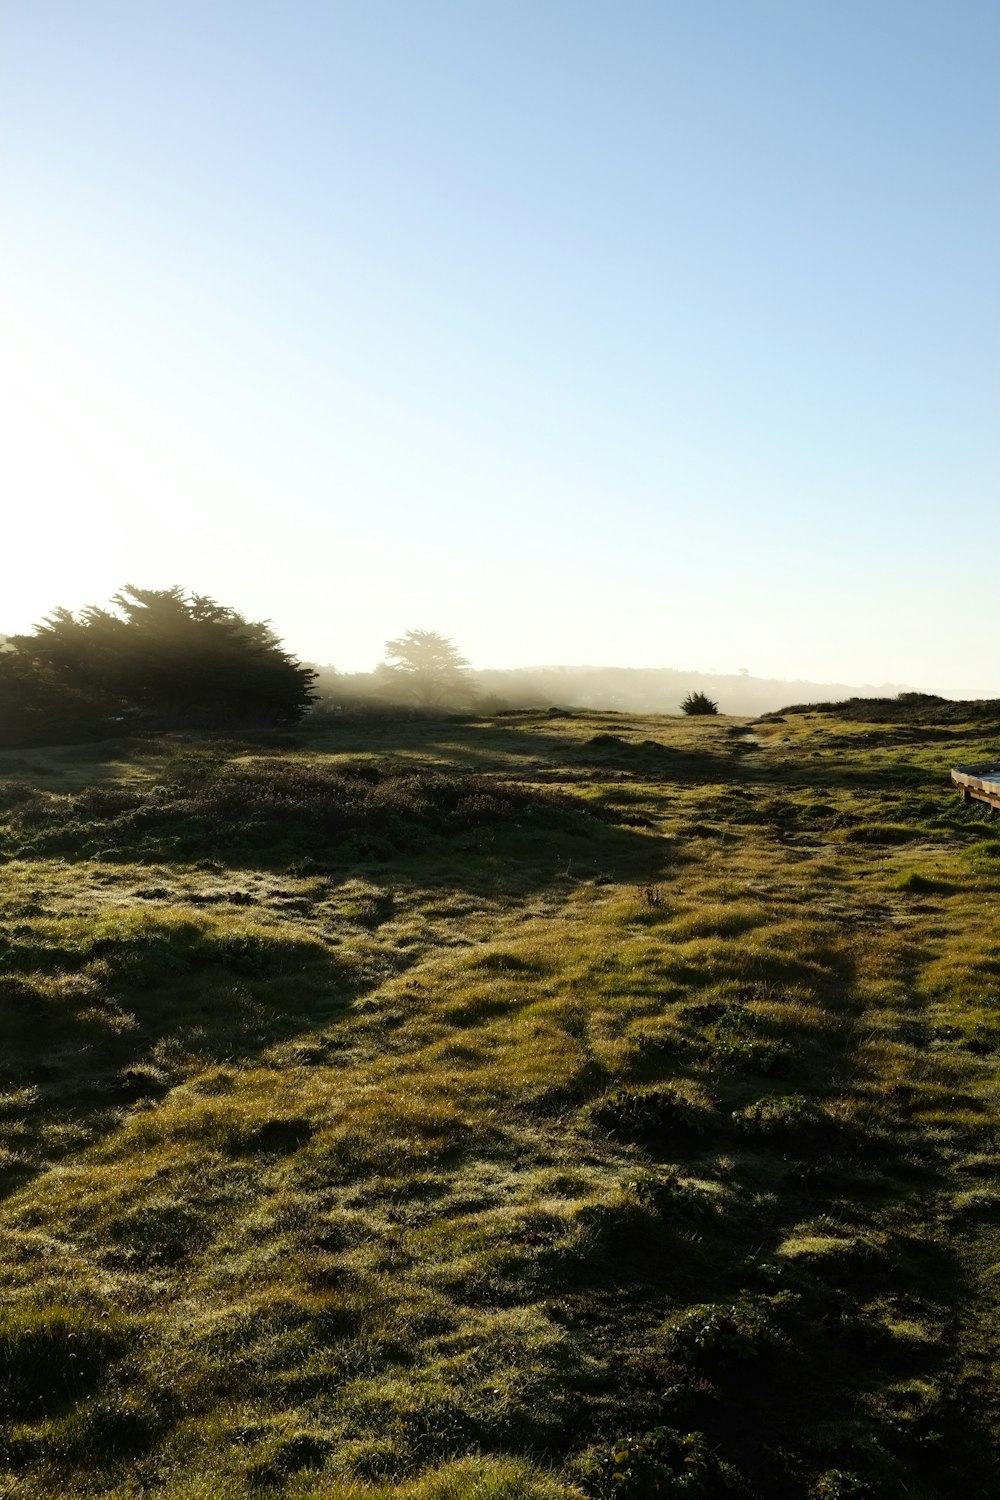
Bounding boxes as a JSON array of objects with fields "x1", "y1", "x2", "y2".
[
  {"x1": 379, "y1": 630, "x2": 473, "y2": 709},
  {"x1": 0, "y1": 586, "x2": 315, "y2": 747}
]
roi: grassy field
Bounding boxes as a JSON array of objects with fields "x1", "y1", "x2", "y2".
[{"x1": 0, "y1": 705, "x2": 998, "y2": 1498}]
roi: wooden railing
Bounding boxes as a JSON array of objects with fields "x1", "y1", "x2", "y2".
[{"x1": 952, "y1": 762, "x2": 1000, "y2": 811}]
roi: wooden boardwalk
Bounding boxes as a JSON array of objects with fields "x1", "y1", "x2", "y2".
[{"x1": 952, "y1": 761, "x2": 1000, "y2": 811}]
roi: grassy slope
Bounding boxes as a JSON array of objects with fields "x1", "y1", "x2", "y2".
[{"x1": 0, "y1": 708, "x2": 998, "y2": 1499}]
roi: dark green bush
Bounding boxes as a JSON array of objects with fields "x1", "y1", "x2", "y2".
[
  {"x1": 628, "y1": 1171, "x2": 716, "y2": 1223},
  {"x1": 582, "y1": 1426, "x2": 737, "y2": 1498},
  {"x1": 811, "y1": 1470, "x2": 871, "y2": 1499},
  {"x1": 592, "y1": 1085, "x2": 707, "y2": 1140},
  {"x1": 732, "y1": 1094, "x2": 823, "y2": 1138},
  {"x1": 82, "y1": 919, "x2": 322, "y2": 985},
  {"x1": 680, "y1": 692, "x2": 719, "y2": 717},
  {"x1": 708, "y1": 1007, "x2": 793, "y2": 1075},
  {"x1": 710, "y1": 1034, "x2": 793, "y2": 1074},
  {"x1": 780, "y1": 694, "x2": 998, "y2": 725},
  {"x1": 663, "y1": 1297, "x2": 784, "y2": 1368}
]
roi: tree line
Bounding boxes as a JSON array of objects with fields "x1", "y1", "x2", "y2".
[
  {"x1": 0, "y1": 585, "x2": 724, "y2": 749},
  {"x1": 0, "y1": 587, "x2": 483, "y2": 748}
]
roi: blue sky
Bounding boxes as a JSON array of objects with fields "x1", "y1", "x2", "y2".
[{"x1": 2, "y1": 1, "x2": 997, "y2": 690}]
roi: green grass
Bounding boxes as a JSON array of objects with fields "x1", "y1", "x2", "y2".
[{"x1": 0, "y1": 707, "x2": 998, "y2": 1497}]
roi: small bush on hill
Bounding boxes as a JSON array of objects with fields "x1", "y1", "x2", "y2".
[
  {"x1": 628, "y1": 1171, "x2": 717, "y2": 1223},
  {"x1": 582, "y1": 1425, "x2": 739, "y2": 1498},
  {"x1": 591, "y1": 1085, "x2": 707, "y2": 1140},
  {"x1": 681, "y1": 692, "x2": 719, "y2": 716},
  {"x1": 707, "y1": 1008, "x2": 793, "y2": 1075},
  {"x1": 733, "y1": 1094, "x2": 824, "y2": 1139}
]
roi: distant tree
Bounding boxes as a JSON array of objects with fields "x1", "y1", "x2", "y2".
[
  {"x1": 0, "y1": 585, "x2": 315, "y2": 745},
  {"x1": 681, "y1": 690, "x2": 719, "y2": 716},
  {"x1": 379, "y1": 629, "x2": 472, "y2": 709}
]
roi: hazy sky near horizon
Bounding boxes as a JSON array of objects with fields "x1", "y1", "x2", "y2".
[{"x1": 2, "y1": 1, "x2": 998, "y2": 692}]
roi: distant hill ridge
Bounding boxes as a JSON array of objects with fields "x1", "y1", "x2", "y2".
[
  {"x1": 312, "y1": 663, "x2": 915, "y2": 717},
  {"x1": 776, "y1": 691, "x2": 1000, "y2": 725},
  {"x1": 473, "y1": 665, "x2": 915, "y2": 717}
]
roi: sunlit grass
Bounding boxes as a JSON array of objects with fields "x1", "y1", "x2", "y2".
[{"x1": 0, "y1": 708, "x2": 997, "y2": 1495}]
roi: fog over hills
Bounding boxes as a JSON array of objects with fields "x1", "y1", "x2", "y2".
[
  {"x1": 312, "y1": 663, "x2": 912, "y2": 718},
  {"x1": 475, "y1": 666, "x2": 914, "y2": 717}
]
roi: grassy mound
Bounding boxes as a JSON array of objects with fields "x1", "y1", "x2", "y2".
[
  {"x1": 775, "y1": 691, "x2": 1000, "y2": 725},
  {"x1": 0, "y1": 755, "x2": 600, "y2": 866}
]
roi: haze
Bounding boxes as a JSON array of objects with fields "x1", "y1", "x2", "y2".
[{"x1": 3, "y1": 1, "x2": 997, "y2": 696}]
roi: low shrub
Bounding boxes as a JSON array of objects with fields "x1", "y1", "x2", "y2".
[
  {"x1": 582, "y1": 1425, "x2": 737, "y2": 1498},
  {"x1": 708, "y1": 1008, "x2": 793, "y2": 1075},
  {"x1": 663, "y1": 1297, "x2": 783, "y2": 1366},
  {"x1": 732, "y1": 1094, "x2": 823, "y2": 1139},
  {"x1": 811, "y1": 1469, "x2": 871, "y2": 1499},
  {"x1": 628, "y1": 1171, "x2": 717, "y2": 1224},
  {"x1": 591, "y1": 1086, "x2": 707, "y2": 1140},
  {"x1": 680, "y1": 693, "x2": 719, "y2": 717}
]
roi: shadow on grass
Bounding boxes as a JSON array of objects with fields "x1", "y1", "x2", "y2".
[
  {"x1": 534, "y1": 943, "x2": 998, "y2": 1498},
  {"x1": 0, "y1": 750, "x2": 665, "y2": 885},
  {"x1": 0, "y1": 720, "x2": 972, "y2": 862},
  {"x1": 300, "y1": 715, "x2": 748, "y2": 788},
  {"x1": 0, "y1": 912, "x2": 359, "y2": 1202},
  {"x1": 401, "y1": 718, "x2": 957, "y2": 805}
]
